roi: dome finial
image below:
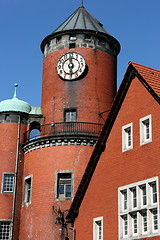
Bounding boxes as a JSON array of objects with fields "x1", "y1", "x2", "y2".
[{"x1": 13, "y1": 83, "x2": 18, "y2": 99}]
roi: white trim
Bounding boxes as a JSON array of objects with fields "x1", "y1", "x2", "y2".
[
  {"x1": 23, "y1": 174, "x2": 33, "y2": 206},
  {"x1": 118, "y1": 177, "x2": 159, "y2": 239},
  {"x1": 140, "y1": 114, "x2": 152, "y2": 145},
  {"x1": 93, "y1": 216, "x2": 103, "y2": 240},
  {"x1": 122, "y1": 123, "x2": 133, "y2": 152},
  {"x1": 1, "y1": 172, "x2": 15, "y2": 193}
]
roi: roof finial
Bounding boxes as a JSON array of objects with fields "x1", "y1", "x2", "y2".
[
  {"x1": 81, "y1": 0, "x2": 83, "y2": 7},
  {"x1": 13, "y1": 83, "x2": 18, "y2": 98}
]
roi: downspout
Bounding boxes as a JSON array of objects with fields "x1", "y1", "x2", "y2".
[{"x1": 10, "y1": 115, "x2": 21, "y2": 240}]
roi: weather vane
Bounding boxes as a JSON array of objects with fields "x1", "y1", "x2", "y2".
[{"x1": 81, "y1": 0, "x2": 83, "y2": 7}]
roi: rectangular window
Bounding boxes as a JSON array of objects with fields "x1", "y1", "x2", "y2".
[
  {"x1": 93, "y1": 217, "x2": 103, "y2": 240},
  {"x1": 121, "y1": 190, "x2": 127, "y2": 210},
  {"x1": 152, "y1": 209, "x2": 158, "y2": 231},
  {"x1": 70, "y1": 34, "x2": 77, "y2": 41},
  {"x1": 118, "y1": 177, "x2": 159, "y2": 239},
  {"x1": 56, "y1": 36, "x2": 62, "y2": 43},
  {"x1": 122, "y1": 123, "x2": 133, "y2": 152},
  {"x1": 123, "y1": 215, "x2": 128, "y2": 237},
  {"x1": 141, "y1": 185, "x2": 147, "y2": 206},
  {"x1": 55, "y1": 170, "x2": 74, "y2": 201},
  {"x1": 0, "y1": 221, "x2": 11, "y2": 240},
  {"x1": 131, "y1": 188, "x2": 137, "y2": 208},
  {"x1": 64, "y1": 109, "x2": 77, "y2": 122},
  {"x1": 140, "y1": 115, "x2": 152, "y2": 145},
  {"x1": 23, "y1": 175, "x2": 32, "y2": 205},
  {"x1": 142, "y1": 211, "x2": 147, "y2": 233},
  {"x1": 151, "y1": 182, "x2": 157, "y2": 204},
  {"x1": 132, "y1": 214, "x2": 137, "y2": 235},
  {"x1": 2, "y1": 173, "x2": 14, "y2": 193}
]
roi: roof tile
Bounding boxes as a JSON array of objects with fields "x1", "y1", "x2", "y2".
[{"x1": 130, "y1": 61, "x2": 160, "y2": 97}]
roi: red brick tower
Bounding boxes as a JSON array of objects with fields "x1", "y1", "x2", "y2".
[
  {"x1": 19, "y1": 4, "x2": 120, "y2": 240},
  {"x1": 0, "y1": 84, "x2": 31, "y2": 240}
]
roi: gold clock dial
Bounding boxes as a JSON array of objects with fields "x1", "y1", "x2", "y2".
[{"x1": 56, "y1": 52, "x2": 86, "y2": 80}]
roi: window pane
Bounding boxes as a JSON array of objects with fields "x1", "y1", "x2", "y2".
[
  {"x1": 58, "y1": 185, "x2": 64, "y2": 195},
  {"x1": 132, "y1": 188, "x2": 137, "y2": 208},
  {"x1": 142, "y1": 185, "x2": 147, "y2": 205},
  {"x1": 123, "y1": 216, "x2": 128, "y2": 236},
  {"x1": 142, "y1": 212, "x2": 147, "y2": 232},
  {"x1": 153, "y1": 209, "x2": 158, "y2": 230},
  {"x1": 152, "y1": 183, "x2": 157, "y2": 203},
  {"x1": 3, "y1": 174, "x2": 14, "y2": 192},
  {"x1": 65, "y1": 185, "x2": 71, "y2": 197},
  {"x1": 132, "y1": 214, "x2": 137, "y2": 234},
  {"x1": 0, "y1": 222, "x2": 10, "y2": 240}
]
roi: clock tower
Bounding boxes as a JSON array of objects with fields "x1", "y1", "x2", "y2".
[{"x1": 19, "y1": 3, "x2": 120, "y2": 240}]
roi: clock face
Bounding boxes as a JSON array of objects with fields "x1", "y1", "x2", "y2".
[{"x1": 56, "y1": 52, "x2": 86, "y2": 80}]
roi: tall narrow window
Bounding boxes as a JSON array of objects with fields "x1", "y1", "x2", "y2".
[
  {"x1": 0, "y1": 221, "x2": 11, "y2": 240},
  {"x1": 142, "y1": 211, "x2": 147, "y2": 233},
  {"x1": 141, "y1": 185, "x2": 147, "y2": 206},
  {"x1": 122, "y1": 123, "x2": 133, "y2": 152},
  {"x1": 132, "y1": 214, "x2": 138, "y2": 235},
  {"x1": 123, "y1": 215, "x2": 128, "y2": 237},
  {"x1": 64, "y1": 109, "x2": 77, "y2": 122},
  {"x1": 93, "y1": 217, "x2": 103, "y2": 240},
  {"x1": 151, "y1": 182, "x2": 157, "y2": 204},
  {"x1": 131, "y1": 188, "x2": 137, "y2": 208},
  {"x1": 2, "y1": 173, "x2": 14, "y2": 193},
  {"x1": 23, "y1": 175, "x2": 32, "y2": 205},
  {"x1": 152, "y1": 209, "x2": 158, "y2": 231},
  {"x1": 140, "y1": 115, "x2": 152, "y2": 145},
  {"x1": 122, "y1": 190, "x2": 127, "y2": 210}
]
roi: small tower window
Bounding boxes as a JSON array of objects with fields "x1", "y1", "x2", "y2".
[
  {"x1": 23, "y1": 175, "x2": 33, "y2": 205},
  {"x1": 70, "y1": 34, "x2": 77, "y2": 41},
  {"x1": 69, "y1": 43, "x2": 76, "y2": 49},
  {"x1": 5, "y1": 114, "x2": 10, "y2": 121},
  {"x1": 56, "y1": 36, "x2": 62, "y2": 44},
  {"x1": 64, "y1": 109, "x2": 77, "y2": 122},
  {"x1": 84, "y1": 34, "x2": 91, "y2": 41},
  {"x1": 29, "y1": 121, "x2": 40, "y2": 141}
]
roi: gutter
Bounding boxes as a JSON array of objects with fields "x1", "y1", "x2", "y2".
[{"x1": 10, "y1": 115, "x2": 21, "y2": 240}]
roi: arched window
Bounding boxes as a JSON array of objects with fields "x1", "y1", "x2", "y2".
[{"x1": 29, "y1": 121, "x2": 40, "y2": 140}]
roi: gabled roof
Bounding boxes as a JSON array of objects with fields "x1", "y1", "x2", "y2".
[
  {"x1": 66, "y1": 62, "x2": 160, "y2": 223},
  {"x1": 53, "y1": 6, "x2": 109, "y2": 35},
  {"x1": 131, "y1": 62, "x2": 160, "y2": 97}
]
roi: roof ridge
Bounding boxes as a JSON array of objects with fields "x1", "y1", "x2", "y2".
[{"x1": 129, "y1": 61, "x2": 160, "y2": 73}]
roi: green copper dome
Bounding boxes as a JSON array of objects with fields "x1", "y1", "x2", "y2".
[{"x1": 0, "y1": 84, "x2": 31, "y2": 114}]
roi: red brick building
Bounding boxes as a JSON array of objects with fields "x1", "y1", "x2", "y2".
[{"x1": 0, "y1": 3, "x2": 160, "y2": 240}]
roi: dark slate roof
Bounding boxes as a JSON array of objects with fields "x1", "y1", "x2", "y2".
[{"x1": 53, "y1": 6, "x2": 110, "y2": 35}]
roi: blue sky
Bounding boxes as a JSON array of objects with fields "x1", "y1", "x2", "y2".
[{"x1": 0, "y1": 0, "x2": 160, "y2": 106}]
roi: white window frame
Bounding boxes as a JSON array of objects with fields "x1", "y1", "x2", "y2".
[
  {"x1": 118, "y1": 177, "x2": 159, "y2": 239},
  {"x1": 1, "y1": 173, "x2": 15, "y2": 193},
  {"x1": 93, "y1": 216, "x2": 103, "y2": 240},
  {"x1": 23, "y1": 175, "x2": 33, "y2": 206},
  {"x1": 54, "y1": 170, "x2": 74, "y2": 201},
  {"x1": 122, "y1": 123, "x2": 133, "y2": 152},
  {"x1": 132, "y1": 213, "x2": 138, "y2": 236},
  {"x1": 140, "y1": 114, "x2": 152, "y2": 145}
]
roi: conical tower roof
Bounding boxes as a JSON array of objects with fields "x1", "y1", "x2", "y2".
[
  {"x1": 53, "y1": 5, "x2": 109, "y2": 35},
  {"x1": 41, "y1": 4, "x2": 120, "y2": 53}
]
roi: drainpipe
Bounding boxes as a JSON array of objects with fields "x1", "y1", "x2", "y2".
[
  {"x1": 69, "y1": 226, "x2": 75, "y2": 240},
  {"x1": 10, "y1": 115, "x2": 21, "y2": 240}
]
